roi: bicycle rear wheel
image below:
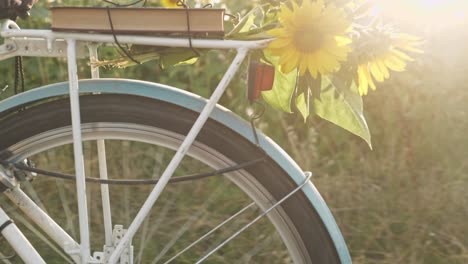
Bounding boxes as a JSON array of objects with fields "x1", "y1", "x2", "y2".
[{"x1": 0, "y1": 94, "x2": 343, "y2": 263}]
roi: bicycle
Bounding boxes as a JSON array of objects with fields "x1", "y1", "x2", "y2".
[{"x1": 0, "y1": 5, "x2": 352, "y2": 264}]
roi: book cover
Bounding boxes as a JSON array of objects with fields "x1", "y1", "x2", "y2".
[{"x1": 50, "y1": 7, "x2": 225, "y2": 36}]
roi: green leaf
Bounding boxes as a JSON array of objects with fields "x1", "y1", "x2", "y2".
[
  {"x1": 226, "y1": 6, "x2": 265, "y2": 38},
  {"x1": 295, "y1": 74, "x2": 311, "y2": 121},
  {"x1": 93, "y1": 52, "x2": 160, "y2": 68},
  {"x1": 262, "y1": 5, "x2": 279, "y2": 26},
  {"x1": 314, "y1": 77, "x2": 372, "y2": 148},
  {"x1": 261, "y1": 52, "x2": 297, "y2": 113},
  {"x1": 226, "y1": 22, "x2": 277, "y2": 40},
  {"x1": 296, "y1": 91, "x2": 310, "y2": 121},
  {"x1": 333, "y1": 74, "x2": 363, "y2": 113},
  {"x1": 159, "y1": 48, "x2": 199, "y2": 69},
  {"x1": 226, "y1": 29, "x2": 272, "y2": 40}
]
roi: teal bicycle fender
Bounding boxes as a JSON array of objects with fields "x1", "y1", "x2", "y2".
[{"x1": 0, "y1": 79, "x2": 352, "y2": 263}]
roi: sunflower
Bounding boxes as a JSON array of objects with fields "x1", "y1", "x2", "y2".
[
  {"x1": 355, "y1": 27, "x2": 423, "y2": 95},
  {"x1": 161, "y1": 0, "x2": 180, "y2": 8},
  {"x1": 267, "y1": 0, "x2": 352, "y2": 78}
]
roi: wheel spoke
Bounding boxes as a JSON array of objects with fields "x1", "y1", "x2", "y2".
[
  {"x1": 198, "y1": 204, "x2": 261, "y2": 260},
  {"x1": 135, "y1": 191, "x2": 176, "y2": 264},
  {"x1": 122, "y1": 141, "x2": 132, "y2": 225},
  {"x1": 235, "y1": 233, "x2": 275, "y2": 264},
  {"x1": 195, "y1": 172, "x2": 312, "y2": 263},
  {"x1": 0, "y1": 251, "x2": 13, "y2": 264},
  {"x1": 97, "y1": 139, "x2": 113, "y2": 247},
  {"x1": 151, "y1": 186, "x2": 224, "y2": 263},
  {"x1": 47, "y1": 150, "x2": 77, "y2": 238},
  {"x1": 163, "y1": 202, "x2": 255, "y2": 264},
  {"x1": 54, "y1": 179, "x2": 77, "y2": 239}
]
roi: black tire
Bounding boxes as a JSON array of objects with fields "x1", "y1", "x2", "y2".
[{"x1": 0, "y1": 94, "x2": 341, "y2": 263}]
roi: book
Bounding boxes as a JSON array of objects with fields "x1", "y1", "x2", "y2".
[{"x1": 50, "y1": 7, "x2": 225, "y2": 37}]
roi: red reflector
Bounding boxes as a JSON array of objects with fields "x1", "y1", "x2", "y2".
[{"x1": 248, "y1": 62, "x2": 275, "y2": 101}]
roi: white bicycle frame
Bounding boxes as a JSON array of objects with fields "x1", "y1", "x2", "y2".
[{"x1": 0, "y1": 19, "x2": 272, "y2": 263}]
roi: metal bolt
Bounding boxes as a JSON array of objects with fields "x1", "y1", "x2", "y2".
[{"x1": 5, "y1": 44, "x2": 14, "y2": 51}]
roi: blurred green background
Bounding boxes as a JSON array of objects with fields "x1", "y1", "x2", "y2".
[{"x1": 1, "y1": 0, "x2": 467, "y2": 263}]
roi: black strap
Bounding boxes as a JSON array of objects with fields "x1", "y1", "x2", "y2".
[
  {"x1": 106, "y1": 7, "x2": 141, "y2": 64},
  {"x1": 14, "y1": 56, "x2": 25, "y2": 95},
  {"x1": 248, "y1": 101, "x2": 265, "y2": 147},
  {"x1": 103, "y1": 0, "x2": 146, "y2": 7},
  {"x1": 0, "y1": 220, "x2": 13, "y2": 233},
  {"x1": 177, "y1": 0, "x2": 200, "y2": 56}
]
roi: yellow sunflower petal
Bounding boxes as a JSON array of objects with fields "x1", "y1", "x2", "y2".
[
  {"x1": 384, "y1": 56, "x2": 407, "y2": 72},
  {"x1": 268, "y1": 38, "x2": 292, "y2": 49},
  {"x1": 277, "y1": 47, "x2": 295, "y2": 63},
  {"x1": 335, "y1": 36, "x2": 352, "y2": 46},
  {"x1": 326, "y1": 45, "x2": 348, "y2": 60},
  {"x1": 363, "y1": 65, "x2": 377, "y2": 90},
  {"x1": 321, "y1": 52, "x2": 340, "y2": 72},
  {"x1": 298, "y1": 57, "x2": 309, "y2": 76},
  {"x1": 303, "y1": 0, "x2": 321, "y2": 18},
  {"x1": 279, "y1": 4, "x2": 294, "y2": 21},
  {"x1": 282, "y1": 51, "x2": 300, "y2": 74},
  {"x1": 397, "y1": 33, "x2": 420, "y2": 41},
  {"x1": 357, "y1": 65, "x2": 369, "y2": 95},
  {"x1": 400, "y1": 45, "x2": 424, "y2": 53},
  {"x1": 281, "y1": 62, "x2": 296, "y2": 74},
  {"x1": 267, "y1": 28, "x2": 286, "y2": 37},
  {"x1": 291, "y1": 0, "x2": 301, "y2": 11},
  {"x1": 377, "y1": 60, "x2": 390, "y2": 79},
  {"x1": 369, "y1": 62, "x2": 384, "y2": 82},
  {"x1": 307, "y1": 54, "x2": 319, "y2": 78},
  {"x1": 391, "y1": 49, "x2": 414, "y2": 62},
  {"x1": 161, "y1": 0, "x2": 179, "y2": 8},
  {"x1": 315, "y1": 52, "x2": 331, "y2": 75}
]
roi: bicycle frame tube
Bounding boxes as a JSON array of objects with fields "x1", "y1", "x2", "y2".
[
  {"x1": 0, "y1": 29, "x2": 270, "y2": 50},
  {"x1": 4, "y1": 188, "x2": 81, "y2": 263},
  {"x1": 0, "y1": 206, "x2": 45, "y2": 263}
]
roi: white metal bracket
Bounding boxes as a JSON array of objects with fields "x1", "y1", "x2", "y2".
[
  {"x1": 0, "y1": 38, "x2": 86, "y2": 60},
  {"x1": 92, "y1": 225, "x2": 134, "y2": 264},
  {"x1": 0, "y1": 165, "x2": 18, "y2": 191}
]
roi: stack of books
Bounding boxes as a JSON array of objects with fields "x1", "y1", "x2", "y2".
[{"x1": 50, "y1": 7, "x2": 225, "y2": 37}]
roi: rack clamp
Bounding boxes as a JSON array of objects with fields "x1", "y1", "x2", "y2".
[
  {"x1": 0, "y1": 164, "x2": 17, "y2": 192},
  {"x1": 0, "y1": 159, "x2": 37, "y2": 192}
]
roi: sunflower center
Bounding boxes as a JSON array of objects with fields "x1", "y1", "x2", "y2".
[
  {"x1": 293, "y1": 23, "x2": 324, "y2": 53},
  {"x1": 357, "y1": 30, "x2": 393, "y2": 63}
]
